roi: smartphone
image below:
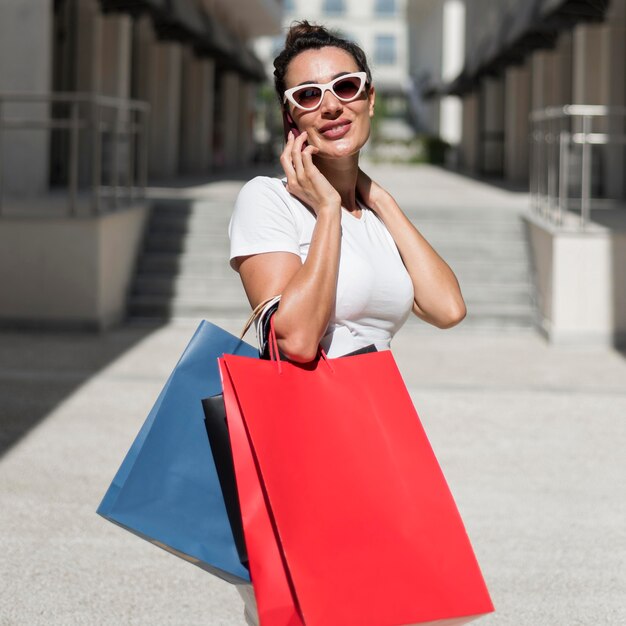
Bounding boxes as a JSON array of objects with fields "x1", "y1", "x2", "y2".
[{"x1": 282, "y1": 111, "x2": 308, "y2": 150}]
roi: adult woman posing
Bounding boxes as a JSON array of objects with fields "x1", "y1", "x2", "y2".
[{"x1": 229, "y1": 21, "x2": 466, "y2": 624}]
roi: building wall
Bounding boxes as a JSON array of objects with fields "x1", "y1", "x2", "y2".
[
  {"x1": 257, "y1": 0, "x2": 409, "y2": 95},
  {"x1": 450, "y1": 0, "x2": 626, "y2": 194},
  {"x1": 405, "y1": 0, "x2": 464, "y2": 145},
  {"x1": 0, "y1": 0, "x2": 281, "y2": 328},
  {"x1": 0, "y1": 0, "x2": 53, "y2": 197}
]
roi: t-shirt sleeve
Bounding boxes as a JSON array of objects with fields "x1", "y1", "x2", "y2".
[{"x1": 229, "y1": 177, "x2": 300, "y2": 267}]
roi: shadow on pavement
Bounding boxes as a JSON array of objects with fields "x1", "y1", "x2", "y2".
[{"x1": 0, "y1": 323, "x2": 163, "y2": 458}]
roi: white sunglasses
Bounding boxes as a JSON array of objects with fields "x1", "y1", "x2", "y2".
[{"x1": 283, "y1": 71, "x2": 369, "y2": 112}]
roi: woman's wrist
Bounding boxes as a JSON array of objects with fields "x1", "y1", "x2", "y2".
[{"x1": 316, "y1": 199, "x2": 342, "y2": 219}]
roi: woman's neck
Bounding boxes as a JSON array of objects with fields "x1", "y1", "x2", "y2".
[{"x1": 313, "y1": 153, "x2": 360, "y2": 211}]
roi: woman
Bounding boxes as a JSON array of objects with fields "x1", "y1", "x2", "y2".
[{"x1": 229, "y1": 21, "x2": 466, "y2": 624}]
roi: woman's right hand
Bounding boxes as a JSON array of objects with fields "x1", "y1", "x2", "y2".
[{"x1": 280, "y1": 131, "x2": 341, "y2": 216}]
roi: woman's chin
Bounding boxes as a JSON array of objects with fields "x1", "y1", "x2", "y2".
[{"x1": 316, "y1": 138, "x2": 364, "y2": 159}]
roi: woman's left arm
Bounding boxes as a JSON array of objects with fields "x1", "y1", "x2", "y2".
[{"x1": 357, "y1": 169, "x2": 466, "y2": 329}]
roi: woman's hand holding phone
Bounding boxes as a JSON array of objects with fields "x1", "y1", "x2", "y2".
[{"x1": 280, "y1": 130, "x2": 341, "y2": 217}]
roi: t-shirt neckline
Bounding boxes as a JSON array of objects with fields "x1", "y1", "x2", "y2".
[{"x1": 343, "y1": 200, "x2": 367, "y2": 223}]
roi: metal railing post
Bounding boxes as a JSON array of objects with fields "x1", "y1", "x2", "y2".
[
  {"x1": 537, "y1": 120, "x2": 547, "y2": 217},
  {"x1": 69, "y1": 101, "x2": 79, "y2": 216},
  {"x1": 91, "y1": 100, "x2": 102, "y2": 214},
  {"x1": 548, "y1": 118, "x2": 558, "y2": 223},
  {"x1": 580, "y1": 115, "x2": 592, "y2": 229},
  {"x1": 557, "y1": 130, "x2": 570, "y2": 226},
  {"x1": 0, "y1": 99, "x2": 4, "y2": 216},
  {"x1": 140, "y1": 109, "x2": 149, "y2": 197},
  {"x1": 112, "y1": 105, "x2": 120, "y2": 210},
  {"x1": 127, "y1": 109, "x2": 135, "y2": 203},
  {"x1": 529, "y1": 118, "x2": 538, "y2": 213}
]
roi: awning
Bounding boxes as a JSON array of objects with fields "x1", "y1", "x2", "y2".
[
  {"x1": 433, "y1": 0, "x2": 611, "y2": 99},
  {"x1": 193, "y1": 17, "x2": 266, "y2": 82},
  {"x1": 151, "y1": 0, "x2": 206, "y2": 43},
  {"x1": 439, "y1": 70, "x2": 478, "y2": 97},
  {"x1": 98, "y1": 0, "x2": 167, "y2": 17},
  {"x1": 194, "y1": 16, "x2": 239, "y2": 62},
  {"x1": 236, "y1": 47, "x2": 267, "y2": 83},
  {"x1": 98, "y1": 0, "x2": 266, "y2": 81},
  {"x1": 541, "y1": 0, "x2": 611, "y2": 24}
]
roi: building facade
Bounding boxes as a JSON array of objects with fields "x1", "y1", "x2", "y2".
[
  {"x1": 407, "y1": 0, "x2": 465, "y2": 146},
  {"x1": 0, "y1": 0, "x2": 281, "y2": 329},
  {"x1": 409, "y1": 0, "x2": 626, "y2": 346}
]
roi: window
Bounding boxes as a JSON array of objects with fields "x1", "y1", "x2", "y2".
[
  {"x1": 374, "y1": 35, "x2": 396, "y2": 65},
  {"x1": 374, "y1": 0, "x2": 396, "y2": 16},
  {"x1": 323, "y1": 0, "x2": 346, "y2": 16}
]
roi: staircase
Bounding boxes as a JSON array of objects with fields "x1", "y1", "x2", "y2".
[
  {"x1": 128, "y1": 197, "x2": 249, "y2": 321},
  {"x1": 129, "y1": 190, "x2": 536, "y2": 331},
  {"x1": 403, "y1": 207, "x2": 536, "y2": 329}
]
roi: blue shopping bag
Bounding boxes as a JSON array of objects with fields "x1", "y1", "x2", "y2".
[{"x1": 97, "y1": 321, "x2": 256, "y2": 584}]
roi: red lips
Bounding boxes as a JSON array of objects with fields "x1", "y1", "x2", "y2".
[{"x1": 319, "y1": 118, "x2": 352, "y2": 139}]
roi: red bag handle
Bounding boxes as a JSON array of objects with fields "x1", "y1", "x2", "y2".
[{"x1": 268, "y1": 317, "x2": 334, "y2": 373}]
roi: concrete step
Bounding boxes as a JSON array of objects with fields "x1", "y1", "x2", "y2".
[
  {"x1": 137, "y1": 253, "x2": 530, "y2": 279},
  {"x1": 419, "y1": 232, "x2": 526, "y2": 245},
  {"x1": 128, "y1": 294, "x2": 535, "y2": 326},
  {"x1": 146, "y1": 215, "x2": 526, "y2": 238},
  {"x1": 132, "y1": 276, "x2": 533, "y2": 309},
  {"x1": 128, "y1": 294, "x2": 250, "y2": 318},
  {"x1": 130, "y1": 194, "x2": 536, "y2": 326},
  {"x1": 137, "y1": 253, "x2": 231, "y2": 274},
  {"x1": 133, "y1": 276, "x2": 247, "y2": 298},
  {"x1": 148, "y1": 214, "x2": 232, "y2": 232},
  {"x1": 143, "y1": 235, "x2": 529, "y2": 261},
  {"x1": 144, "y1": 234, "x2": 230, "y2": 254}
]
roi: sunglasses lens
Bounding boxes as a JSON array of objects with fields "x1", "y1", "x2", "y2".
[
  {"x1": 333, "y1": 76, "x2": 362, "y2": 100},
  {"x1": 293, "y1": 86, "x2": 322, "y2": 109}
]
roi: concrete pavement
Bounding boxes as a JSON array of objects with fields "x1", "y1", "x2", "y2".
[{"x1": 1, "y1": 164, "x2": 625, "y2": 625}]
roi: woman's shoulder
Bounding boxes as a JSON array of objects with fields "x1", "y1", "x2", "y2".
[
  {"x1": 233, "y1": 176, "x2": 288, "y2": 217},
  {"x1": 237, "y1": 175, "x2": 288, "y2": 200},
  {"x1": 235, "y1": 175, "x2": 311, "y2": 222}
]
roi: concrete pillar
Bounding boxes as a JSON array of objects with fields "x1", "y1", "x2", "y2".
[
  {"x1": 0, "y1": 0, "x2": 53, "y2": 198},
  {"x1": 76, "y1": 0, "x2": 103, "y2": 93},
  {"x1": 599, "y1": 3, "x2": 626, "y2": 199},
  {"x1": 75, "y1": 0, "x2": 103, "y2": 187},
  {"x1": 460, "y1": 92, "x2": 479, "y2": 173},
  {"x1": 481, "y1": 77, "x2": 504, "y2": 176},
  {"x1": 553, "y1": 32, "x2": 573, "y2": 106},
  {"x1": 237, "y1": 80, "x2": 254, "y2": 166},
  {"x1": 439, "y1": 0, "x2": 464, "y2": 146},
  {"x1": 134, "y1": 15, "x2": 182, "y2": 179},
  {"x1": 99, "y1": 13, "x2": 132, "y2": 190},
  {"x1": 572, "y1": 24, "x2": 604, "y2": 105},
  {"x1": 531, "y1": 51, "x2": 554, "y2": 110},
  {"x1": 221, "y1": 71, "x2": 240, "y2": 168},
  {"x1": 180, "y1": 50, "x2": 215, "y2": 174},
  {"x1": 504, "y1": 62, "x2": 531, "y2": 183},
  {"x1": 573, "y1": 15, "x2": 626, "y2": 199},
  {"x1": 150, "y1": 43, "x2": 183, "y2": 179},
  {"x1": 100, "y1": 13, "x2": 132, "y2": 99}
]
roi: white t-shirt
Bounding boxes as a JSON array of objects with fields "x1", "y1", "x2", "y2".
[{"x1": 229, "y1": 176, "x2": 414, "y2": 357}]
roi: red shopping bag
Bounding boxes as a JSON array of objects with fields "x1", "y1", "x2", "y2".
[
  {"x1": 219, "y1": 346, "x2": 494, "y2": 626},
  {"x1": 221, "y1": 364, "x2": 304, "y2": 626}
]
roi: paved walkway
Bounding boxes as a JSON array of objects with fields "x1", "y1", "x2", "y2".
[{"x1": 1, "y1": 164, "x2": 625, "y2": 625}]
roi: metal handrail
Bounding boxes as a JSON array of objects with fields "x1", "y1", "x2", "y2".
[
  {"x1": 530, "y1": 105, "x2": 626, "y2": 229},
  {"x1": 0, "y1": 92, "x2": 150, "y2": 217}
]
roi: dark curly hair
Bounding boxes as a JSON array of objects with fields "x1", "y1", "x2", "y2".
[{"x1": 273, "y1": 21, "x2": 372, "y2": 108}]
